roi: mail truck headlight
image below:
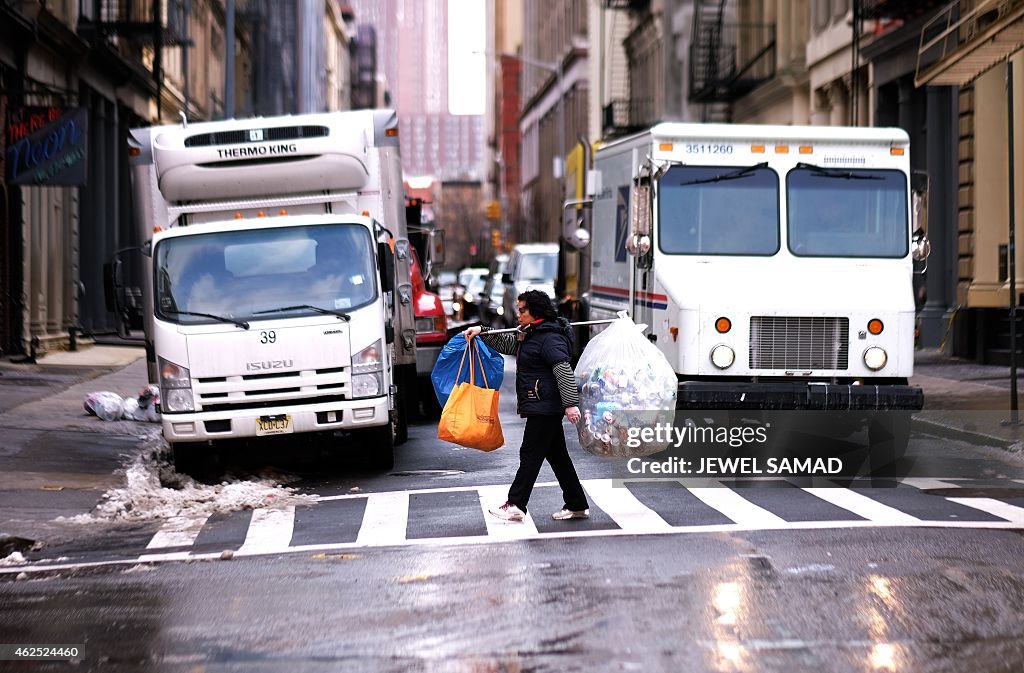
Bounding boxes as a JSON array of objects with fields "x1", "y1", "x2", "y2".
[
  {"x1": 710, "y1": 344, "x2": 735, "y2": 369},
  {"x1": 863, "y1": 346, "x2": 888, "y2": 371}
]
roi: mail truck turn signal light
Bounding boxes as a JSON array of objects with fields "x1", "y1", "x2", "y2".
[
  {"x1": 659, "y1": 143, "x2": 674, "y2": 151},
  {"x1": 799, "y1": 146, "x2": 813, "y2": 154},
  {"x1": 868, "y1": 319, "x2": 884, "y2": 335},
  {"x1": 890, "y1": 147, "x2": 905, "y2": 156},
  {"x1": 775, "y1": 145, "x2": 789, "y2": 154},
  {"x1": 715, "y1": 317, "x2": 732, "y2": 333},
  {"x1": 279, "y1": 209, "x2": 288, "y2": 216},
  {"x1": 257, "y1": 211, "x2": 266, "y2": 217},
  {"x1": 234, "y1": 213, "x2": 243, "y2": 219},
  {"x1": 751, "y1": 145, "x2": 765, "y2": 153}
]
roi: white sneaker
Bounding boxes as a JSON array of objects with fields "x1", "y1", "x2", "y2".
[
  {"x1": 489, "y1": 501, "x2": 525, "y2": 522},
  {"x1": 552, "y1": 507, "x2": 589, "y2": 520}
]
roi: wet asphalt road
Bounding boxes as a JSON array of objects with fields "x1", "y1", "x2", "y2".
[
  {"x1": 3, "y1": 526, "x2": 1024, "y2": 672},
  {"x1": 5, "y1": 358, "x2": 1024, "y2": 671}
]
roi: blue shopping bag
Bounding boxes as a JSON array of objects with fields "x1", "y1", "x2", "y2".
[{"x1": 431, "y1": 333, "x2": 504, "y2": 407}]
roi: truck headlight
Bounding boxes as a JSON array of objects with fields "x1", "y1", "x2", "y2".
[
  {"x1": 352, "y1": 340, "x2": 384, "y2": 399},
  {"x1": 163, "y1": 389, "x2": 195, "y2": 412},
  {"x1": 710, "y1": 344, "x2": 735, "y2": 369},
  {"x1": 863, "y1": 346, "x2": 888, "y2": 371},
  {"x1": 352, "y1": 372, "x2": 382, "y2": 398},
  {"x1": 159, "y1": 357, "x2": 194, "y2": 412}
]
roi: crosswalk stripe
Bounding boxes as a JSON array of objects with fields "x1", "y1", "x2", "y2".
[
  {"x1": 356, "y1": 492, "x2": 409, "y2": 546},
  {"x1": 687, "y1": 487, "x2": 788, "y2": 526},
  {"x1": 583, "y1": 479, "x2": 672, "y2": 532},
  {"x1": 803, "y1": 488, "x2": 921, "y2": 523},
  {"x1": 477, "y1": 485, "x2": 539, "y2": 539},
  {"x1": 946, "y1": 497, "x2": 1024, "y2": 523},
  {"x1": 900, "y1": 478, "x2": 962, "y2": 490},
  {"x1": 238, "y1": 507, "x2": 295, "y2": 554},
  {"x1": 145, "y1": 515, "x2": 209, "y2": 549}
]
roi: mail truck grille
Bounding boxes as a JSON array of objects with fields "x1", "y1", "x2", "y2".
[{"x1": 749, "y1": 316, "x2": 849, "y2": 370}]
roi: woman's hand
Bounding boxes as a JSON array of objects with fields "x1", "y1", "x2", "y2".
[
  {"x1": 565, "y1": 406, "x2": 581, "y2": 424},
  {"x1": 464, "y1": 326, "x2": 482, "y2": 340}
]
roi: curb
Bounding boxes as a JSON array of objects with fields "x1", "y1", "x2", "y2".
[{"x1": 912, "y1": 416, "x2": 1020, "y2": 450}]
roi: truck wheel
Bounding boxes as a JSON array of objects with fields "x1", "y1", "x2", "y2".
[
  {"x1": 419, "y1": 378, "x2": 442, "y2": 419},
  {"x1": 395, "y1": 385, "x2": 409, "y2": 445},
  {"x1": 366, "y1": 421, "x2": 395, "y2": 471},
  {"x1": 171, "y1": 441, "x2": 217, "y2": 480},
  {"x1": 868, "y1": 412, "x2": 911, "y2": 472}
]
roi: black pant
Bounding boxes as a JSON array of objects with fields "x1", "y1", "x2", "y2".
[{"x1": 507, "y1": 414, "x2": 588, "y2": 513}]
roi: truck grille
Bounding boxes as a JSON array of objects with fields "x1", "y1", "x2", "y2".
[
  {"x1": 749, "y1": 316, "x2": 849, "y2": 370},
  {"x1": 194, "y1": 366, "x2": 350, "y2": 410}
]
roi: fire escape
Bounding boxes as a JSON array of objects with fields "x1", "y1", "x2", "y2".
[
  {"x1": 601, "y1": 0, "x2": 650, "y2": 138},
  {"x1": 688, "y1": 0, "x2": 775, "y2": 121},
  {"x1": 77, "y1": 0, "x2": 190, "y2": 115},
  {"x1": 915, "y1": 0, "x2": 1024, "y2": 86}
]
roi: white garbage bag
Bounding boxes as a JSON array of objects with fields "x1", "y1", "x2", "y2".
[
  {"x1": 121, "y1": 385, "x2": 162, "y2": 422},
  {"x1": 575, "y1": 313, "x2": 677, "y2": 457},
  {"x1": 83, "y1": 391, "x2": 124, "y2": 422}
]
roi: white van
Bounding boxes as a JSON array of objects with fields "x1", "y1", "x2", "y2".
[{"x1": 500, "y1": 242, "x2": 559, "y2": 326}]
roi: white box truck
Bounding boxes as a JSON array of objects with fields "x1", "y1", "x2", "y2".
[
  {"x1": 118, "y1": 109, "x2": 418, "y2": 471},
  {"x1": 580, "y1": 123, "x2": 930, "y2": 461}
]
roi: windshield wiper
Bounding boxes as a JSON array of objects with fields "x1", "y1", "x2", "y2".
[
  {"x1": 796, "y1": 162, "x2": 882, "y2": 180},
  {"x1": 163, "y1": 310, "x2": 249, "y2": 330},
  {"x1": 681, "y1": 161, "x2": 768, "y2": 186},
  {"x1": 253, "y1": 304, "x2": 351, "y2": 321}
]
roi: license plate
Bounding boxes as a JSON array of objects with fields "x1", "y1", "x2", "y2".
[{"x1": 256, "y1": 414, "x2": 292, "y2": 436}]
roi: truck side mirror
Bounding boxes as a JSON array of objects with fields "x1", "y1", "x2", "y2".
[
  {"x1": 432, "y1": 230, "x2": 445, "y2": 266},
  {"x1": 378, "y1": 241, "x2": 395, "y2": 292},
  {"x1": 912, "y1": 228, "x2": 931, "y2": 273}
]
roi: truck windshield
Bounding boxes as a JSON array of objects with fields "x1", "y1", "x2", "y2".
[
  {"x1": 787, "y1": 166, "x2": 908, "y2": 258},
  {"x1": 658, "y1": 164, "x2": 780, "y2": 255},
  {"x1": 154, "y1": 223, "x2": 377, "y2": 325}
]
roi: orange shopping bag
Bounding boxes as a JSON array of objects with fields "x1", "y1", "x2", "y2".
[{"x1": 437, "y1": 340, "x2": 504, "y2": 451}]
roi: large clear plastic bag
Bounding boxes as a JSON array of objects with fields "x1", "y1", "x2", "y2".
[{"x1": 575, "y1": 313, "x2": 677, "y2": 457}]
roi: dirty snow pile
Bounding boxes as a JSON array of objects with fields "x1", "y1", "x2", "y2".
[
  {"x1": 0, "y1": 552, "x2": 27, "y2": 566},
  {"x1": 58, "y1": 436, "x2": 318, "y2": 523}
]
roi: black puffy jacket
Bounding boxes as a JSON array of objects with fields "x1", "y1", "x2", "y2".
[{"x1": 515, "y1": 317, "x2": 574, "y2": 416}]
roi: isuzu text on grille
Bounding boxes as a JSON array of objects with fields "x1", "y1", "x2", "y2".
[{"x1": 246, "y1": 360, "x2": 293, "y2": 371}]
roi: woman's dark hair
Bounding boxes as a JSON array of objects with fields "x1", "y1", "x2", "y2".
[{"x1": 518, "y1": 289, "x2": 557, "y2": 321}]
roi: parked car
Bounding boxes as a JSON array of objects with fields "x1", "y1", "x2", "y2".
[
  {"x1": 479, "y1": 253, "x2": 509, "y2": 327},
  {"x1": 500, "y1": 243, "x2": 559, "y2": 327},
  {"x1": 452, "y1": 267, "x2": 489, "y2": 320}
]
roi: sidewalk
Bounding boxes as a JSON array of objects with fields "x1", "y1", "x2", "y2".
[
  {"x1": 0, "y1": 342, "x2": 158, "y2": 551},
  {"x1": 911, "y1": 348, "x2": 1024, "y2": 450}
]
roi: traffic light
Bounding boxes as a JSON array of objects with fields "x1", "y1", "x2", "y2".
[{"x1": 485, "y1": 200, "x2": 501, "y2": 220}]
